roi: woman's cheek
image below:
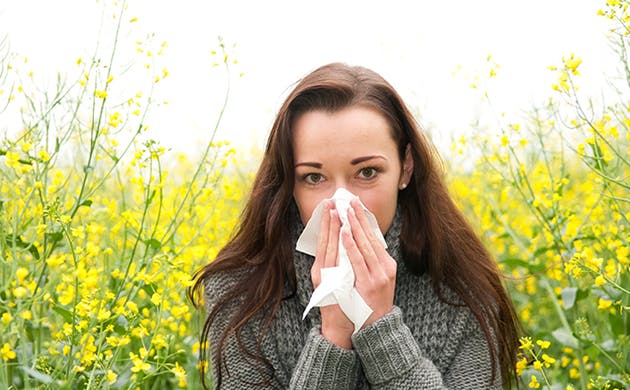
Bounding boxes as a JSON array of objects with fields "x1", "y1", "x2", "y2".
[{"x1": 295, "y1": 192, "x2": 323, "y2": 225}]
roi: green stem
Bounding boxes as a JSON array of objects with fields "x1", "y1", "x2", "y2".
[
  {"x1": 159, "y1": 48, "x2": 232, "y2": 245},
  {"x1": 541, "y1": 279, "x2": 588, "y2": 389}
]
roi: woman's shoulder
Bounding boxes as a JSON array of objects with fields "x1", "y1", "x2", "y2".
[{"x1": 203, "y1": 266, "x2": 252, "y2": 305}]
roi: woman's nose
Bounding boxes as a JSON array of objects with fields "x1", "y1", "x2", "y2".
[{"x1": 332, "y1": 182, "x2": 350, "y2": 195}]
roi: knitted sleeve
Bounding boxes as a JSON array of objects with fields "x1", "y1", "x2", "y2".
[
  {"x1": 204, "y1": 271, "x2": 361, "y2": 389},
  {"x1": 289, "y1": 327, "x2": 361, "y2": 389},
  {"x1": 204, "y1": 271, "x2": 282, "y2": 389},
  {"x1": 351, "y1": 306, "x2": 502, "y2": 389}
]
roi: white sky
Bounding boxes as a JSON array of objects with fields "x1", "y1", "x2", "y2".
[{"x1": 0, "y1": 0, "x2": 616, "y2": 154}]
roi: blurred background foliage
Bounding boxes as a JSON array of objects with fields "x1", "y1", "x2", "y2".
[{"x1": 0, "y1": 0, "x2": 628, "y2": 388}]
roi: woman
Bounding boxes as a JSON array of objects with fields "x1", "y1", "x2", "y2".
[{"x1": 191, "y1": 63, "x2": 520, "y2": 389}]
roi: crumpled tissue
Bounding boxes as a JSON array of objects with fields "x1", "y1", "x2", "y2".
[{"x1": 296, "y1": 188, "x2": 387, "y2": 333}]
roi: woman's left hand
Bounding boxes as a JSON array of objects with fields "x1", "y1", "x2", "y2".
[{"x1": 342, "y1": 197, "x2": 397, "y2": 328}]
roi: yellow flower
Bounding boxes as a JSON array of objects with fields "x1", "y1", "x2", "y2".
[
  {"x1": 106, "y1": 370, "x2": 117, "y2": 384},
  {"x1": 13, "y1": 287, "x2": 28, "y2": 299},
  {"x1": 516, "y1": 357, "x2": 528, "y2": 375},
  {"x1": 1, "y1": 312, "x2": 12, "y2": 325},
  {"x1": 152, "y1": 334, "x2": 168, "y2": 349},
  {"x1": 564, "y1": 53, "x2": 582, "y2": 75},
  {"x1": 552, "y1": 70, "x2": 570, "y2": 92},
  {"x1": 196, "y1": 360, "x2": 209, "y2": 372},
  {"x1": 533, "y1": 360, "x2": 543, "y2": 370},
  {"x1": 119, "y1": 335, "x2": 131, "y2": 347},
  {"x1": 561, "y1": 356, "x2": 571, "y2": 368},
  {"x1": 171, "y1": 362, "x2": 187, "y2": 387},
  {"x1": 594, "y1": 275, "x2": 606, "y2": 286},
  {"x1": 126, "y1": 301, "x2": 139, "y2": 314},
  {"x1": 95, "y1": 90, "x2": 108, "y2": 99},
  {"x1": 19, "y1": 141, "x2": 33, "y2": 153},
  {"x1": 598, "y1": 298, "x2": 612, "y2": 310},
  {"x1": 542, "y1": 353, "x2": 556, "y2": 367},
  {"x1": 151, "y1": 293, "x2": 162, "y2": 306},
  {"x1": 519, "y1": 337, "x2": 533, "y2": 350},
  {"x1": 129, "y1": 352, "x2": 151, "y2": 373},
  {"x1": 528, "y1": 375, "x2": 540, "y2": 388},
  {"x1": 1, "y1": 343, "x2": 16, "y2": 361},
  {"x1": 97, "y1": 308, "x2": 111, "y2": 322},
  {"x1": 536, "y1": 339, "x2": 551, "y2": 349},
  {"x1": 5, "y1": 151, "x2": 20, "y2": 168},
  {"x1": 605, "y1": 261, "x2": 616, "y2": 278},
  {"x1": 38, "y1": 150, "x2": 50, "y2": 162}
]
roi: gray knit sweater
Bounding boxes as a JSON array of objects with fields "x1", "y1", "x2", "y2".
[{"x1": 204, "y1": 213, "x2": 501, "y2": 389}]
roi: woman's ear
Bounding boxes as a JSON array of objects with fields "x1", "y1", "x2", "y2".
[{"x1": 399, "y1": 144, "x2": 414, "y2": 189}]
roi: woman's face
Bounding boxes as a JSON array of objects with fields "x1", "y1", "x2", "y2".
[{"x1": 292, "y1": 106, "x2": 413, "y2": 234}]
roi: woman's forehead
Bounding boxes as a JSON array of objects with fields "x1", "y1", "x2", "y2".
[{"x1": 292, "y1": 107, "x2": 399, "y2": 164}]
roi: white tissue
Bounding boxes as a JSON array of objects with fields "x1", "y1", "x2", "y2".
[{"x1": 296, "y1": 188, "x2": 387, "y2": 333}]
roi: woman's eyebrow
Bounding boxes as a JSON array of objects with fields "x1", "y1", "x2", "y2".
[
  {"x1": 350, "y1": 155, "x2": 386, "y2": 165},
  {"x1": 295, "y1": 161, "x2": 322, "y2": 168}
]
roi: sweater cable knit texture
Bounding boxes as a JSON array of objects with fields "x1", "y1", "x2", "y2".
[{"x1": 204, "y1": 211, "x2": 501, "y2": 389}]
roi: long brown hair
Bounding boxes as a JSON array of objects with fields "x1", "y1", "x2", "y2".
[{"x1": 191, "y1": 63, "x2": 520, "y2": 388}]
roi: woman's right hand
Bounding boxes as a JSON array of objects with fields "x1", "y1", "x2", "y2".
[{"x1": 311, "y1": 200, "x2": 354, "y2": 349}]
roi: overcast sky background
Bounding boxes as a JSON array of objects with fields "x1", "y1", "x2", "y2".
[{"x1": 0, "y1": 0, "x2": 616, "y2": 154}]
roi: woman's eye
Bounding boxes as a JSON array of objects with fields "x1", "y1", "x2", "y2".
[
  {"x1": 303, "y1": 173, "x2": 324, "y2": 184},
  {"x1": 358, "y1": 167, "x2": 378, "y2": 179}
]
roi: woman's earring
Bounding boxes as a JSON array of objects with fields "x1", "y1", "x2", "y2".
[{"x1": 399, "y1": 182, "x2": 407, "y2": 190}]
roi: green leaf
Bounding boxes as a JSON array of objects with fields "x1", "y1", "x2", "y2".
[
  {"x1": 499, "y1": 257, "x2": 545, "y2": 273},
  {"x1": 145, "y1": 238, "x2": 161, "y2": 250},
  {"x1": 145, "y1": 189, "x2": 156, "y2": 206},
  {"x1": 600, "y1": 339, "x2": 617, "y2": 351},
  {"x1": 80, "y1": 199, "x2": 93, "y2": 208},
  {"x1": 20, "y1": 365, "x2": 53, "y2": 384},
  {"x1": 142, "y1": 282, "x2": 158, "y2": 296},
  {"x1": 551, "y1": 327, "x2": 578, "y2": 348},
  {"x1": 45, "y1": 231, "x2": 64, "y2": 244},
  {"x1": 561, "y1": 287, "x2": 578, "y2": 309},
  {"x1": 609, "y1": 311, "x2": 624, "y2": 336},
  {"x1": 52, "y1": 304, "x2": 73, "y2": 323},
  {"x1": 116, "y1": 314, "x2": 128, "y2": 328}
]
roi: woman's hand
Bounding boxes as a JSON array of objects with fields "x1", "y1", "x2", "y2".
[
  {"x1": 311, "y1": 200, "x2": 354, "y2": 349},
  {"x1": 342, "y1": 197, "x2": 397, "y2": 327}
]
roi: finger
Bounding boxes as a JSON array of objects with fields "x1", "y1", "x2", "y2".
[
  {"x1": 324, "y1": 209, "x2": 341, "y2": 268},
  {"x1": 313, "y1": 200, "x2": 332, "y2": 279},
  {"x1": 349, "y1": 198, "x2": 384, "y2": 247},
  {"x1": 341, "y1": 225, "x2": 370, "y2": 282},
  {"x1": 347, "y1": 204, "x2": 381, "y2": 274},
  {"x1": 349, "y1": 197, "x2": 391, "y2": 267}
]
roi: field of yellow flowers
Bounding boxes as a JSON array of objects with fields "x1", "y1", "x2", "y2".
[{"x1": 1, "y1": 1, "x2": 628, "y2": 389}]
